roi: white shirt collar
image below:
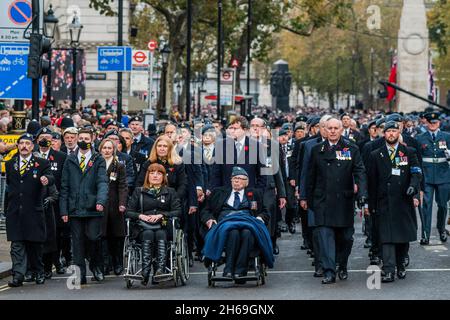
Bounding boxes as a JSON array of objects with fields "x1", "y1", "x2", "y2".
[
  {"x1": 105, "y1": 157, "x2": 113, "y2": 170},
  {"x1": 386, "y1": 143, "x2": 399, "y2": 152},
  {"x1": 20, "y1": 154, "x2": 32, "y2": 164},
  {"x1": 235, "y1": 136, "x2": 246, "y2": 146},
  {"x1": 78, "y1": 149, "x2": 92, "y2": 163},
  {"x1": 134, "y1": 133, "x2": 142, "y2": 142}
]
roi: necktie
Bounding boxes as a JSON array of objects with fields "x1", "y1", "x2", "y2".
[
  {"x1": 69, "y1": 149, "x2": 75, "y2": 155},
  {"x1": 235, "y1": 142, "x2": 242, "y2": 153},
  {"x1": 389, "y1": 147, "x2": 396, "y2": 162},
  {"x1": 80, "y1": 154, "x2": 86, "y2": 172},
  {"x1": 133, "y1": 138, "x2": 138, "y2": 145},
  {"x1": 233, "y1": 191, "x2": 241, "y2": 209},
  {"x1": 20, "y1": 159, "x2": 27, "y2": 175},
  {"x1": 205, "y1": 147, "x2": 212, "y2": 161},
  {"x1": 432, "y1": 133, "x2": 436, "y2": 141}
]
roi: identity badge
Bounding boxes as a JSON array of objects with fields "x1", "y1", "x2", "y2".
[{"x1": 392, "y1": 168, "x2": 401, "y2": 176}]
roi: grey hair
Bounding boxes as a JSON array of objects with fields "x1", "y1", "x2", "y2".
[{"x1": 326, "y1": 117, "x2": 343, "y2": 128}]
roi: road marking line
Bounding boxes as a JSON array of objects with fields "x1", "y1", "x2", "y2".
[
  {"x1": 0, "y1": 287, "x2": 10, "y2": 292},
  {"x1": 46, "y1": 268, "x2": 450, "y2": 279},
  {"x1": 0, "y1": 284, "x2": 8, "y2": 289},
  {"x1": 5, "y1": 86, "x2": 11, "y2": 91}
]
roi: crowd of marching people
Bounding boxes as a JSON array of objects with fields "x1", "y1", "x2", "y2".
[{"x1": 3, "y1": 102, "x2": 450, "y2": 287}]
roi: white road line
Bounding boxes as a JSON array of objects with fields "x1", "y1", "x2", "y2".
[
  {"x1": 19, "y1": 75, "x2": 25, "y2": 80},
  {"x1": 12, "y1": 81, "x2": 18, "y2": 86},
  {"x1": 44, "y1": 268, "x2": 450, "y2": 279},
  {"x1": 5, "y1": 86, "x2": 11, "y2": 91},
  {"x1": 0, "y1": 287, "x2": 10, "y2": 292}
]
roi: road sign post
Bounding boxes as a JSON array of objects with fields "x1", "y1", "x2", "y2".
[
  {"x1": 147, "y1": 40, "x2": 157, "y2": 112},
  {"x1": 0, "y1": 0, "x2": 43, "y2": 42}
]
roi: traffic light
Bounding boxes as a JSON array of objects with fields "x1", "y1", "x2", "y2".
[{"x1": 28, "y1": 33, "x2": 51, "y2": 79}]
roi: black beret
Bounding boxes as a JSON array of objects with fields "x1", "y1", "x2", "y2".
[
  {"x1": 103, "y1": 129, "x2": 119, "y2": 139},
  {"x1": 178, "y1": 122, "x2": 191, "y2": 131},
  {"x1": 51, "y1": 132, "x2": 61, "y2": 140},
  {"x1": 103, "y1": 119, "x2": 119, "y2": 129},
  {"x1": 18, "y1": 133, "x2": 34, "y2": 143},
  {"x1": 384, "y1": 121, "x2": 400, "y2": 132},
  {"x1": 296, "y1": 115, "x2": 308, "y2": 122},
  {"x1": 129, "y1": 116, "x2": 143, "y2": 123},
  {"x1": 309, "y1": 117, "x2": 321, "y2": 127},
  {"x1": 279, "y1": 128, "x2": 289, "y2": 136},
  {"x1": 35, "y1": 127, "x2": 53, "y2": 138},
  {"x1": 367, "y1": 120, "x2": 377, "y2": 129}
]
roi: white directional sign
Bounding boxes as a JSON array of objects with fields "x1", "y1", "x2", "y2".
[{"x1": 0, "y1": 0, "x2": 44, "y2": 43}]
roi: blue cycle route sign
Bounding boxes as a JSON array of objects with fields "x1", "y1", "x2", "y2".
[
  {"x1": 97, "y1": 46, "x2": 132, "y2": 72},
  {"x1": 0, "y1": 42, "x2": 42, "y2": 100}
]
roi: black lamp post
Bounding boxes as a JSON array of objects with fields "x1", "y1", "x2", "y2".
[
  {"x1": 197, "y1": 72, "x2": 206, "y2": 116},
  {"x1": 44, "y1": 5, "x2": 58, "y2": 112},
  {"x1": 68, "y1": 12, "x2": 83, "y2": 110},
  {"x1": 159, "y1": 44, "x2": 171, "y2": 120},
  {"x1": 336, "y1": 57, "x2": 342, "y2": 110},
  {"x1": 176, "y1": 81, "x2": 181, "y2": 109}
]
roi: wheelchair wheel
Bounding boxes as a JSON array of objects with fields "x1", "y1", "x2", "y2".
[{"x1": 176, "y1": 230, "x2": 190, "y2": 285}]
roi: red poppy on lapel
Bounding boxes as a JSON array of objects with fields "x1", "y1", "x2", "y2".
[
  {"x1": 244, "y1": 146, "x2": 249, "y2": 152},
  {"x1": 169, "y1": 167, "x2": 175, "y2": 173},
  {"x1": 422, "y1": 144, "x2": 427, "y2": 149},
  {"x1": 49, "y1": 155, "x2": 54, "y2": 161},
  {"x1": 247, "y1": 191, "x2": 253, "y2": 200},
  {"x1": 88, "y1": 161, "x2": 93, "y2": 168},
  {"x1": 399, "y1": 151, "x2": 404, "y2": 157},
  {"x1": 34, "y1": 162, "x2": 39, "y2": 168},
  {"x1": 343, "y1": 148, "x2": 349, "y2": 152}
]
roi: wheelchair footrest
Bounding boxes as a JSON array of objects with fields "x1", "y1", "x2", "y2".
[
  {"x1": 210, "y1": 276, "x2": 234, "y2": 282},
  {"x1": 152, "y1": 273, "x2": 174, "y2": 282}
]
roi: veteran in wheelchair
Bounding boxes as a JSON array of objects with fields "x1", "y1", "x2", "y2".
[
  {"x1": 201, "y1": 167, "x2": 274, "y2": 286},
  {"x1": 124, "y1": 163, "x2": 189, "y2": 288}
]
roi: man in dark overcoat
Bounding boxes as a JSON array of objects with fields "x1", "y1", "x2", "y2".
[
  {"x1": 6, "y1": 133, "x2": 54, "y2": 287},
  {"x1": 368, "y1": 121, "x2": 422, "y2": 282},
  {"x1": 306, "y1": 118, "x2": 368, "y2": 284}
]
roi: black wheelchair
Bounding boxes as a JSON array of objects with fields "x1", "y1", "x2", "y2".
[
  {"x1": 206, "y1": 247, "x2": 267, "y2": 287},
  {"x1": 123, "y1": 217, "x2": 189, "y2": 288}
]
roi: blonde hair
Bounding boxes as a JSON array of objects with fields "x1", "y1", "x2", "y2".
[
  {"x1": 149, "y1": 135, "x2": 182, "y2": 165},
  {"x1": 99, "y1": 138, "x2": 117, "y2": 159}
]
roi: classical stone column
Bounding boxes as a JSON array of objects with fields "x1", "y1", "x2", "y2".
[{"x1": 397, "y1": 0, "x2": 429, "y2": 113}]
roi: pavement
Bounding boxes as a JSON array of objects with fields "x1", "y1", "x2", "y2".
[
  {"x1": 0, "y1": 231, "x2": 11, "y2": 280},
  {"x1": 1, "y1": 209, "x2": 450, "y2": 300}
]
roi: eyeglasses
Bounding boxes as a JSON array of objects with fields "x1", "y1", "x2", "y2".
[{"x1": 232, "y1": 176, "x2": 248, "y2": 181}]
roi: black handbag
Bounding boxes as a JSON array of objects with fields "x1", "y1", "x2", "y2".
[{"x1": 137, "y1": 191, "x2": 162, "y2": 231}]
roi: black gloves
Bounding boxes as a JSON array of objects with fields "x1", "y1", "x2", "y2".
[
  {"x1": 357, "y1": 197, "x2": 367, "y2": 209},
  {"x1": 406, "y1": 186, "x2": 416, "y2": 196}
]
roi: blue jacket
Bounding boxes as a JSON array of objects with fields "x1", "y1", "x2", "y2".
[
  {"x1": 202, "y1": 211, "x2": 274, "y2": 268},
  {"x1": 416, "y1": 130, "x2": 450, "y2": 184}
]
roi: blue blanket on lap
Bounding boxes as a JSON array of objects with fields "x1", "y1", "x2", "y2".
[{"x1": 202, "y1": 211, "x2": 274, "y2": 268}]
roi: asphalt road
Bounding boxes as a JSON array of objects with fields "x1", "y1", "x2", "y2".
[{"x1": 1, "y1": 210, "x2": 450, "y2": 300}]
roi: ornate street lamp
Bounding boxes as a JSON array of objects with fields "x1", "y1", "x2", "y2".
[{"x1": 68, "y1": 12, "x2": 83, "y2": 110}]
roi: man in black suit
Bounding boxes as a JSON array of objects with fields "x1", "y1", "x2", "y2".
[
  {"x1": 60, "y1": 127, "x2": 79, "y2": 155},
  {"x1": 341, "y1": 113, "x2": 361, "y2": 144},
  {"x1": 34, "y1": 127, "x2": 69, "y2": 277},
  {"x1": 210, "y1": 116, "x2": 267, "y2": 191},
  {"x1": 305, "y1": 118, "x2": 368, "y2": 284},
  {"x1": 129, "y1": 116, "x2": 154, "y2": 172},
  {"x1": 6, "y1": 133, "x2": 54, "y2": 287},
  {"x1": 201, "y1": 167, "x2": 269, "y2": 281}
]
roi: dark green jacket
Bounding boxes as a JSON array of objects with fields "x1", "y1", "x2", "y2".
[{"x1": 59, "y1": 150, "x2": 109, "y2": 218}]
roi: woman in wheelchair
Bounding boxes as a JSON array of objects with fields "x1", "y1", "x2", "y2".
[
  {"x1": 201, "y1": 167, "x2": 274, "y2": 283},
  {"x1": 126, "y1": 163, "x2": 181, "y2": 285}
]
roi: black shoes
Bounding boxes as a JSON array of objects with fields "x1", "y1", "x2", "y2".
[
  {"x1": 337, "y1": 268, "x2": 348, "y2": 280},
  {"x1": 222, "y1": 272, "x2": 233, "y2": 279},
  {"x1": 364, "y1": 239, "x2": 372, "y2": 249},
  {"x1": 24, "y1": 272, "x2": 35, "y2": 283},
  {"x1": 55, "y1": 265, "x2": 66, "y2": 275},
  {"x1": 8, "y1": 278, "x2": 23, "y2": 288},
  {"x1": 440, "y1": 232, "x2": 448, "y2": 243},
  {"x1": 114, "y1": 265, "x2": 124, "y2": 276},
  {"x1": 44, "y1": 271, "x2": 52, "y2": 279},
  {"x1": 321, "y1": 275, "x2": 336, "y2": 284},
  {"x1": 397, "y1": 267, "x2": 406, "y2": 279},
  {"x1": 92, "y1": 268, "x2": 105, "y2": 282},
  {"x1": 288, "y1": 223, "x2": 296, "y2": 234},
  {"x1": 300, "y1": 244, "x2": 309, "y2": 250},
  {"x1": 420, "y1": 238, "x2": 429, "y2": 245},
  {"x1": 35, "y1": 274, "x2": 45, "y2": 285},
  {"x1": 313, "y1": 269, "x2": 324, "y2": 278},
  {"x1": 234, "y1": 273, "x2": 247, "y2": 284},
  {"x1": 273, "y1": 245, "x2": 279, "y2": 255},
  {"x1": 381, "y1": 272, "x2": 395, "y2": 283}
]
